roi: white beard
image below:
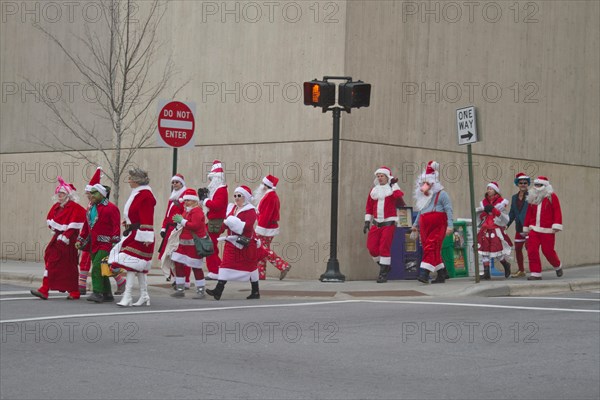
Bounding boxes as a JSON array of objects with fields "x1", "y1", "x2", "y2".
[
  {"x1": 252, "y1": 185, "x2": 268, "y2": 206},
  {"x1": 370, "y1": 184, "x2": 393, "y2": 200},
  {"x1": 414, "y1": 191, "x2": 433, "y2": 211},
  {"x1": 527, "y1": 185, "x2": 553, "y2": 205},
  {"x1": 169, "y1": 186, "x2": 186, "y2": 201},
  {"x1": 208, "y1": 176, "x2": 224, "y2": 197}
]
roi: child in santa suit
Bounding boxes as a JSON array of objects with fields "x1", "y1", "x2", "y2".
[
  {"x1": 523, "y1": 176, "x2": 563, "y2": 280},
  {"x1": 170, "y1": 188, "x2": 209, "y2": 299},
  {"x1": 31, "y1": 177, "x2": 86, "y2": 300},
  {"x1": 476, "y1": 182, "x2": 513, "y2": 280}
]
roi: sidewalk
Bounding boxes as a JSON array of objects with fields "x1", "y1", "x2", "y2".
[{"x1": 1, "y1": 260, "x2": 598, "y2": 298}]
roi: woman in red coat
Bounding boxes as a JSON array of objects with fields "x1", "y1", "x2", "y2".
[
  {"x1": 109, "y1": 168, "x2": 156, "y2": 307},
  {"x1": 31, "y1": 177, "x2": 85, "y2": 300},
  {"x1": 170, "y1": 188, "x2": 208, "y2": 299},
  {"x1": 206, "y1": 186, "x2": 266, "y2": 300}
]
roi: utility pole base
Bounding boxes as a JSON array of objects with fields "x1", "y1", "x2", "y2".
[{"x1": 320, "y1": 259, "x2": 346, "y2": 282}]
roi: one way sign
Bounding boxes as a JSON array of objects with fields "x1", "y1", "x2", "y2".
[{"x1": 456, "y1": 106, "x2": 478, "y2": 145}]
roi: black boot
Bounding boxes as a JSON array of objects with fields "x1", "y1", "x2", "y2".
[
  {"x1": 86, "y1": 292, "x2": 104, "y2": 303},
  {"x1": 377, "y1": 264, "x2": 390, "y2": 283},
  {"x1": 500, "y1": 259, "x2": 511, "y2": 278},
  {"x1": 482, "y1": 263, "x2": 491, "y2": 280},
  {"x1": 417, "y1": 268, "x2": 430, "y2": 284},
  {"x1": 247, "y1": 281, "x2": 260, "y2": 299},
  {"x1": 432, "y1": 268, "x2": 447, "y2": 284},
  {"x1": 103, "y1": 293, "x2": 114, "y2": 302},
  {"x1": 206, "y1": 280, "x2": 226, "y2": 300}
]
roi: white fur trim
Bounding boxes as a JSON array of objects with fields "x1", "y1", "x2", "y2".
[
  {"x1": 112, "y1": 252, "x2": 151, "y2": 272},
  {"x1": 255, "y1": 226, "x2": 279, "y2": 236},
  {"x1": 57, "y1": 234, "x2": 69, "y2": 244},
  {"x1": 224, "y1": 216, "x2": 245, "y2": 235},
  {"x1": 262, "y1": 176, "x2": 276, "y2": 189},
  {"x1": 123, "y1": 185, "x2": 154, "y2": 225},
  {"x1": 171, "y1": 252, "x2": 204, "y2": 269},
  {"x1": 487, "y1": 182, "x2": 500, "y2": 194},
  {"x1": 552, "y1": 224, "x2": 563, "y2": 231},
  {"x1": 217, "y1": 267, "x2": 259, "y2": 282},
  {"x1": 419, "y1": 262, "x2": 435, "y2": 272},
  {"x1": 234, "y1": 186, "x2": 253, "y2": 203},
  {"x1": 379, "y1": 256, "x2": 391, "y2": 265},
  {"x1": 135, "y1": 230, "x2": 155, "y2": 243},
  {"x1": 372, "y1": 256, "x2": 380, "y2": 262},
  {"x1": 530, "y1": 272, "x2": 542, "y2": 277},
  {"x1": 182, "y1": 194, "x2": 199, "y2": 202},
  {"x1": 47, "y1": 220, "x2": 84, "y2": 232},
  {"x1": 43, "y1": 270, "x2": 48, "y2": 277},
  {"x1": 434, "y1": 263, "x2": 445, "y2": 272},
  {"x1": 534, "y1": 177, "x2": 549, "y2": 185},
  {"x1": 171, "y1": 175, "x2": 185, "y2": 186},
  {"x1": 207, "y1": 272, "x2": 219, "y2": 280},
  {"x1": 374, "y1": 168, "x2": 392, "y2": 179},
  {"x1": 365, "y1": 214, "x2": 373, "y2": 222}
]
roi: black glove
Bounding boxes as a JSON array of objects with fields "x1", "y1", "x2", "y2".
[
  {"x1": 198, "y1": 187, "x2": 210, "y2": 201},
  {"x1": 363, "y1": 221, "x2": 370, "y2": 234},
  {"x1": 160, "y1": 231, "x2": 166, "y2": 239},
  {"x1": 484, "y1": 204, "x2": 494, "y2": 213},
  {"x1": 390, "y1": 177, "x2": 398, "y2": 186}
]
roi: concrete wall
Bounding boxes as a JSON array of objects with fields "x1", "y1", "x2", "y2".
[{"x1": 1, "y1": 1, "x2": 599, "y2": 279}]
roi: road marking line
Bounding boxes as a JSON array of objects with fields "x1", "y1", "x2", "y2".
[
  {"x1": 1, "y1": 298, "x2": 598, "y2": 324},
  {"x1": 497, "y1": 296, "x2": 600, "y2": 302},
  {"x1": 0, "y1": 291, "x2": 33, "y2": 296}
]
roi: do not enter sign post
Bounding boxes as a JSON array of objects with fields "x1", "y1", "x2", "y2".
[{"x1": 156, "y1": 100, "x2": 196, "y2": 176}]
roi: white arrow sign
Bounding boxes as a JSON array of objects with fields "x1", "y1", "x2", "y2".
[{"x1": 456, "y1": 106, "x2": 478, "y2": 145}]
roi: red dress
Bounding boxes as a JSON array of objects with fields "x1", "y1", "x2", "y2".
[
  {"x1": 109, "y1": 186, "x2": 156, "y2": 272},
  {"x1": 477, "y1": 195, "x2": 513, "y2": 258},
  {"x1": 171, "y1": 207, "x2": 207, "y2": 269},
  {"x1": 44, "y1": 200, "x2": 86, "y2": 291}
]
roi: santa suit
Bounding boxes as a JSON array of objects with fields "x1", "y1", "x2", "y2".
[
  {"x1": 43, "y1": 200, "x2": 86, "y2": 294},
  {"x1": 523, "y1": 192, "x2": 563, "y2": 277},
  {"x1": 203, "y1": 185, "x2": 228, "y2": 277},
  {"x1": 365, "y1": 182, "x2": 404, "y2": 265},
  {"x1": 255, "y1": 189, "x2": 289, "y2": 279},
  {"x1": 414, "y1": 190, "x2": 453, "y2": 272},
  {"x1": 158, "y1": 189, "x2": 185, "y2": 260},
  {"x1": 78, "y1": 198, "x2": 121, "y2": 294},
  {"x1": 171, "y1": 207, "x2": 207, "y2": 271},
  {"x1": 217, "y1": 203, "x2": 265, "y2": 282},
  {"x1": 109, "y1": 186, "x2": 156, "y2": 272},
  {"x1": 477, "y1": 195, "x2": 512, "y2": 261}
]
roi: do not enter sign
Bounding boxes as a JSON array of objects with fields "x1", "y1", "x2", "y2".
[{"x1": 158, "y1": 101, "x2": 195, "y2": 148}]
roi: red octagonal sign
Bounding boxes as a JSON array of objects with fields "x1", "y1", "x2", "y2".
[{"x1": 158, "y1": 101, "x2": 195, "y2": 147}]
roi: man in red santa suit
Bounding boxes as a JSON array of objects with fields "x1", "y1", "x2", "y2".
[
  {"x1": 170, "y1": 188, "x2": 209, "y2": 299},
  {"x1": 411, "y1": 161, "x2": 454, "y2": 284},
  {"x1": 253, "y1": 175, "x2": 291, "y2": 280},
  {"x1": 31, "y1": 177, "x2": 86, "y2": 300},
  {"x1": 523, "y1": 176, "x2": 563, "y2": 280},
  {"x1": 109, "y1": 168, "x2": 156, "y2": 307},
  {"x1": 158, "y1": 173, "x2": 192, "y2": 288},
  {"x1": 206, "y1": 186, "x2": 266, "y2": 300},
  {"x1": 201, "y1": 160, "x2": 229, "y2": 280},
  {"x1": 363, "y1": 166, "x2": 405, "y2": 283}
]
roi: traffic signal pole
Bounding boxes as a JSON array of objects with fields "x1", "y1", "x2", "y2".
[{"x1": 320, "y1": 106, "x2": 346, "y2": 282}]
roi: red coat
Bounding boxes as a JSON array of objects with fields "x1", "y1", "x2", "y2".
[
  {"x1": 112, "y1": 186, "x2": 156, "y2": 272},
  {"x1": 365, "y1": 183, "x2": 404, "y2": 223},
  {"x1": 256, "y1": 190, "x2": 280, "y2": 236},
  {"x1": 524, "y1": 193, "x2": 563, "y2": 234},
  {"x1": 78, "y1": 200, "x2": 121, "y2": 253},
  {"x1": 171, "y1": 207, "x2": 207, "y2": 269},
  {"x1": 45, "y1": 200, "x2": 86, "y2": 291},
  {"x1": 203, "y1": 185, "x2": 228, "y2": 220}
]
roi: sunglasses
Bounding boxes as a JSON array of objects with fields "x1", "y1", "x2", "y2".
[
  {"x1": 534, "y1": 183, "x2": 544, "y2": 187},
  {"x1": 518, "y1": 181, "x2": 529, "y2": 185},
  {"x1": 233, "y1": 194, "x2": 243, "y2": 198}
]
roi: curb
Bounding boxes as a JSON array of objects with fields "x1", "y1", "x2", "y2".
[{"x1": 0, "y1": 273, "x2": 40, "y2": 285}]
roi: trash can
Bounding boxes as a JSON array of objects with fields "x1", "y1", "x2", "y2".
[
  {"x1": 389, "y1": 208, "x2": 422, "y2": 280},
  {"x1": 443, "y1": 220, "x2": 469, "y2": 278}
]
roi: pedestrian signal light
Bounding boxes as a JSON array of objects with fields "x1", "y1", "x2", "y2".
[
  {"x1": 338, "y1": 81, "x2": 371, "y2": 109},
  {"x1": 303, "y1": 81, "x2": 335, "y2": 108}
]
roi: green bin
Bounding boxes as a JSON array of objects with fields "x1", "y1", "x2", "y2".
[{"x1": 442, "y1": 220, "x2": 469, "y2": 278}]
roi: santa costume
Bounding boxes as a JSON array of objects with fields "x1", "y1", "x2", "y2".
[
  {"x1": 78, "y1": 167, "x2": 102, "y2": 295},
  {"x1": 202, "y1": 160, "x2": 229, "y2": 279},
  {"x1": 476, "y1": 182, "x2": 513, "y2": 279},
  {"x1": 364, "y1": 166, "x2": 405, "y2": 283},
  {"x1": 109, "y1": 168, "x2": 156, "y2": 307},
  {"x1": 77, "y1": 182, "x2": 121, "y2": 302},
  {"x1": 413, "y1": 161, "x2": 454, "y2": 284},
  {"x1": 254, "y1": 175, "x2": 291, "y2": 280},
  {"x1": 31, "y1": 177, "x2": 86, "y2": 300},
  {"x1": 523, "y1": 176, "x2": 563, "y2": 280},
  {"x1": 170, "y1": 188, "x2": 209, "y2": 299},
  {"x1": 206, "y1": 186, "x2": 267, "y2": 300},
  {"x1": 158, "y1": 173, "x2": 192, "y2": 287}
]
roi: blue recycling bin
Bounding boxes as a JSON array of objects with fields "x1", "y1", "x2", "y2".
[{"x1": 389, "y1": 209, "x2": 422, "y2": 280}]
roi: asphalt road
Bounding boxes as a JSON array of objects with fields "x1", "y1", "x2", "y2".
[{"x1": 1, "y1": 282, "x2": 599, "y2": 400}]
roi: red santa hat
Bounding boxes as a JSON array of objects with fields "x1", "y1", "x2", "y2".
[
  {"x1": 262, "y1": 175, "x2": 279, "y2": 189},
  {"x1": 374, "y1": 166, "x2": 393, "y2": 179},
  {"x1": 208, "y1": 160, "x2": 224, "y2": 178},
  {"x1": 514, "y1": 172, "x2": 530, "y2": 186},
  {"x1": 180, "y1": 188, "x2": 199, "y2": 202},
  {"x1": 171, "y1": 173, "x2": 185, "y2": 186},
  {"x1": 234, "y1": 185, "x2": 253, "y2": 203},
  {"x1": 55, "y1": 176, "x2": 76, "y2": 195},
  {"x1": 422, "y1": 161, "x2": 440, "y2": 183},
  {"x1": 487, "y1": 181, "x2": 501, "y2": 194},
  {"x1": 534, "y1": 176, "x2": 550, "y2": 186},
  {"x1": 85, "y1": 167, "x2": 102, "y2": 192},
  {"x1": 90, "y1": 184, "x2": 107, "y2": 197}
]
